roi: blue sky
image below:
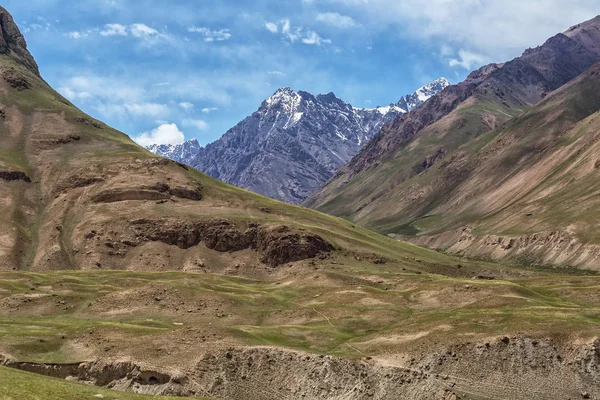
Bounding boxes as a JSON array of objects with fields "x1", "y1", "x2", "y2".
[{"x1": 5, "y1": 0, "x2": 599, "y2": 146}]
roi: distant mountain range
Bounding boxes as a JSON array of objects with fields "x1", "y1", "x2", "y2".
[
  {"x1": 146, "y1": 139, "x2": 201, "y2": 166},
  {"x1": 146, "y1": 78, "x2": 449, "y2": 204}
]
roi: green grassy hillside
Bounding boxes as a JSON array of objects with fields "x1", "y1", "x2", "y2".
[{"x1": 0, "y1": 366, "x2": 210, "y2": 400}]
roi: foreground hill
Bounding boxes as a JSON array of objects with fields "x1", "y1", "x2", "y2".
[
  {"x1": 306, "y1": 16, "x2": 600, "y2": 269},
  {"x1": 0, "y1": 6, "x2": 599, "y2": 400}
]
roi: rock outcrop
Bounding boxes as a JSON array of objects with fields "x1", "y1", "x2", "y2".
[
  {"x1": 0, "y1": 6, "x2": 39, "y2": 75},
  {"x1": 90, "y1": 218, "x2": 334, "y2": 267}
]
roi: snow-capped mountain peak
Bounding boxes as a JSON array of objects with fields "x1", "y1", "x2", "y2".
[
  {"x1": 146, "y1": 138, "x2": 202, "y2": 165},
  {"x1": 146, "y1": 77, "x2": 449, "y2": 204},
  {"x1": 264, "y1": 87, "x2": 302, "y2": 108},
  {"x1": 397, "y1": 77, "x2": 450, "y2": 112},
  {"x1": 415, "y1": 77, "x2": 450, "y2": 101},
  {"x1": 357, "y1": 104, "x2": 407, "y2": 115}
]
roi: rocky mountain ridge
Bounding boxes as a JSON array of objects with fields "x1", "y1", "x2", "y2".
[
  {"x1": 0, "y1": 7, "x2": 39, "y2": 76},
  {"x1": 147, "y1": 79, "x2": 448, "y2": 203},
  {"x1": 305, "y1": 15, "x2": 600, "y2": 269},
  {"x1": 146, "y1": 138, "x2": 202, "y2": 164}
]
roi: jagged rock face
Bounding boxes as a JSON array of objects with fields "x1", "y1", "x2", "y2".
[
  {"x1": 188, "y1": 88, "x2": 405, "y2": 204},
  {"x1": 0, "y1": 7, "x2": 39, "y2": 76},
  {"x1": 148, "y1": 81, "x2": 446, "y2": 204},
  {"x1": 80, "y1": 217, "x2": 333, "y2": 268},
  {"x1": 146, "y1": 139, "x2": 202, "y2": 166}
]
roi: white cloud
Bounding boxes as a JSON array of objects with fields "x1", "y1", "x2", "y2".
[
  {"x1": 58, "y1": 75, "x2": 172, "y2": 120},
  {"x1": 321, "y1": 0, "x2": 599, "y2": 62},
  {"x1": 266, "y1": 19, "x2": 331, "y2": 46},
  {"x1": 58, "y1": 86, "x2": 93, "y2": 100},
  {"x1": 268, "y1": 70, "x2": 286, "y2": 76},
  {"x1": 178, "y1": 102, "x2": 194, "y2": 111},
  {"x1": 265, "y1": 22, "x2": 278, "y2": 33},
  {"x1": 59, "y1": 75, "x2": 142, "y2": 104},
  {"x1": 27, "y1": 23, "x2": 47, "y2": 31},
  {"x1": 182, "y1": 118, "x2": 208, "y2": 131},
  {"x1": 130, "y1": 23, "x2": 160, "y2": 38},
  {"x1": 188, "y1": 26, "x2": 232, "y2": 42},
  {"x1": 100, "y1": 23, "x2": 127, "y2": 36},
  {"x1": 201, "y1": 107, "x2": 218, "y2": 113},
  {"x1": 302, "y1": 31, "x2": 331, "y2": 46},
  {"x1": 96, "y1": 23, "x2": 167, "y2": 44},
  {"x1": 68, "y1": 31, "x2": 87, "y2": 39},
  {"x1": 316, "y1": 12, "x2": 359, "y2": 28},
  {"x1": 448, "y1": 50, "x2": 490, "y2": 70},
  {"x1": 280, "y1": 19, "x2": 296, "y2": 40},
  {"x1": 133, "y1": 123, "x2": 185, "y2": 147}
]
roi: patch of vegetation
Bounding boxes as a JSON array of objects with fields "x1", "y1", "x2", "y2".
[{"x1": 0, "y1": 366, "x2": 211, "y2": 400}]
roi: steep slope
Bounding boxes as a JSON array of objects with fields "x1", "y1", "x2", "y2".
[
  {"x1": 306, "y1": 16, "x2": 600, "y2": 268},
  {"x1": 146, "y1": 138, "x2": 201, "y2": 166},
  {"x1": 148, "y1": 80, "x2": 448, "y2": 205},
  {"x1": 0, "y1": 7, "x2": 39, "y2": 76},
  {"x1": 406, "y1": 61, "x2": 600, "y2": 267}
]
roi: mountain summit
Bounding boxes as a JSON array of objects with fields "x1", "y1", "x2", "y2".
[
  {"x1": 189, "y1": 88, "x2": 404, "y2": 204},
  {"x1": 0, "y1": 6, "x2": 39, "y2": 76},
  {"x1": 147, "y1": 79, "x2": 448, "y2": 204},
  {"x1": 146, "y1": 138, "x2": 202, "y2": 164},
  {"x1": 397, "y1": 77, "x2": 450, "y2": 112}
]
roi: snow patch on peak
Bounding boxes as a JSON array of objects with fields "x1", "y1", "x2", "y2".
[
  {"x1": 430, "y1": 77, "x2": 450, "y2": 87},
  {"x1": 146, "y1": 139, "x2": 202, "y2": 165},
  {"x1": 397, "y1": 77, "x2": 449, "y2": 112},
  {"x1": 376, "y1": 105, "x2": 406, "y2": 115},
  {"x1": 355, "y1": 104, "x2": 406, "y2": 115},
  {"x1": 265, "y1": 87, "x2": 301, "y2": 106},
  {"x1": 415, "y1": 77, "x2": 450, "y2": 99}
]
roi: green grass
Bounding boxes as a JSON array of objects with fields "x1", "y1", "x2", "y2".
[
  {"x1": 1, "y1": 269, "x2": 599, "y2": 362},
  {"x1": 0, "y1": 366, "x2": 211, "y2": 400},
  {"x1": 0, "y1": 268, "x2": 598, "y2": 400}
]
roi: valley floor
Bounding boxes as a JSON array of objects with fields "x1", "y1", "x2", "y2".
[{"x1": 1, "y1": 256, "x2": 599, "y2": 399}]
